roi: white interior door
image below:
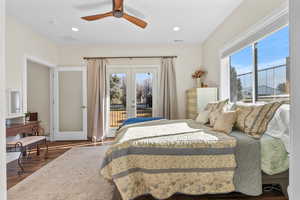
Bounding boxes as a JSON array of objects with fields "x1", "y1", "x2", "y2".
[
  {"x1": 107, "y1": 65, "x2": 158, "y2": 136},
  {"x1": 53, "y1": 67, "x2": 87, "y2": 141}
]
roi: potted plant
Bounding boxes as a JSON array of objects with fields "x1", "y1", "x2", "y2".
[
  {"x1": 192, "y1": 70, "x2": 206, "y2": 88},
  {"x1": 24, "y1": 112, "x2": 31, "y2": 121}
]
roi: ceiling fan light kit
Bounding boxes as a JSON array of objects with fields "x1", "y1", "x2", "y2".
[{"x1": 81, "y1": 0, "x2": 148, "y2": 29}]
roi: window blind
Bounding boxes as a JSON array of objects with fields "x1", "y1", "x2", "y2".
[{"x1": 221, "y1": 13, "x2": 288, "y2": 58}]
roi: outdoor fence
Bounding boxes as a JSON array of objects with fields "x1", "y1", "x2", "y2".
[
  {"x1": 237, "y1": 64, "x2": 289, "y2": 101},
  {"x1": 109, "y1": 104, "x2": 152, "y2": 127}
]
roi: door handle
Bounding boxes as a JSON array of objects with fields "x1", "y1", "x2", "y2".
[{"x1": 81, "y1": 106, "x2": 87, "y2": 109}]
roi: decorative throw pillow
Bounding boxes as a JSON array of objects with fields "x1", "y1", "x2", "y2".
[
  {"x1": 213, "y1": 111, "x2": 237, "y2": 134},
  {"x1": 204, "y1": 99, "x2": 229, "y2": 126},
  {"x1": 235, "y1": 102, "x2": 267, "y2": 131},
  {"x1": 204, "y1": 99, "x2": 229, "y2": 113},
  {"x1": 195, "y1": 110, "x2": 210, "y2": 124},
  {"x1": 235, "y1": 105, "x2": 254, "y2": 131},
  {"x1": 209, "y1": 108, "x2": 223, "y2": 127},
  {"x1": 235, "y1": 101, "x2": 284, "y2": 138}
]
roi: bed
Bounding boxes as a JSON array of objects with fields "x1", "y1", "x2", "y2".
[{"x1": 100, "y1": 118, "x2": 289, "y2": 200}]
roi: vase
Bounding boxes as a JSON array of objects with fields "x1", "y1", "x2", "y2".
[{"x1": 195, "y1": 78, "x2": 202, "y2": 88}]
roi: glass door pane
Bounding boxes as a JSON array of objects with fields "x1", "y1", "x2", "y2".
[
  {"x1": 109, "y1": 73, "x2": 127, "y2": 128},
  {"x1": 59, "y1": 71, "x2": 83, "y2": 132},
  {"x1": 135, "y1": 72, "x2": 153, "y2": 118}
]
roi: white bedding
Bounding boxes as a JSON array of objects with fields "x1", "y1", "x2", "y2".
[
  {"x1": 118, "y1": 122, "x2": 214, "y2": 143},
  {"x1": 265, "y1": 104, "x2": 290, "y2": 152}
]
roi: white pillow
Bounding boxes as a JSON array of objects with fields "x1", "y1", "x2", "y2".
[
  {"x1": 223, "y1": 102, "x2": 236, "y2": 112},
  {"x1": 195, "y1": 110, "x2": 210, "y2": 124},
  {"x1": 265, "y1": 104, "x2": 290, "y2": 152}
]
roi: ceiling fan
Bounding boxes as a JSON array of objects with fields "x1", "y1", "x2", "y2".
[{"x1": 80, "y1": 0, "x2": 148, "y2": 29}]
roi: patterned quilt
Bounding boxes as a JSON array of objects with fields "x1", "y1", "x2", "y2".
[{"x1": 100, "y1": 120, "x2": 237, "y2": 200}]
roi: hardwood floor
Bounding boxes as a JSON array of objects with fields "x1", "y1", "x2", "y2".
[{"x1": 7, "y1": 141, "x2": 288, "y2": 200}]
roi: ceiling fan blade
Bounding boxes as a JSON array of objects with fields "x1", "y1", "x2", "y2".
[
  {"x1": 124, "y1": 5, "x2": 146, "y2": 19},
  {"x1": 74, "y1": 0, "x2": 111, "y2": 11},
  {"x1": 122, "y1": 13, "x2": 147, "y2": 29},
  {"x1": 81, "y1": 11, "x2": 113, "y2": 21}
]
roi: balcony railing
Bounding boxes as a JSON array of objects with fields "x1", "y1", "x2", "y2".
[
  {"x1": 236, "y1": 64, "x2": 289, "y2": 101},
  {"x1": 109, "y1": 104, "x2": 152, "y2": 128}
]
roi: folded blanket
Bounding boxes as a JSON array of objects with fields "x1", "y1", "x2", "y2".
[
  {"x1": 117, "y1": 117, "x2": 164, "y2": 131},
  {"x1": 122, "y1": 117, "x2": 164, "y2": 126}
]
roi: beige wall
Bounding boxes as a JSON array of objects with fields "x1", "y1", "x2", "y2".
[
  {"x1": 6, "y1": 0, "x2": 287, "y2": 121},
  {"x1": 5, "y1": 16, "x2": 58, "y2": 90},
  {"x1": 0, "y1": 0, "x2": 7, "y2": 198},
  {"x1": 5, "y1": 15, "x2": 203, "y2": 119},
  {"x1": 202, "y1": 0, "x2": 287, "y2": 86},
  {"x1": 27, "y1": 61, "x2": 50, "y2": 135},
  {"x1": 57, "y1": 44, "x2": 203, "y2": 119}
]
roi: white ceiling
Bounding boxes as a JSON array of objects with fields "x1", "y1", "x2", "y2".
[{"x1": 6, "y1": 0, "x2": 243, "y2": 45}]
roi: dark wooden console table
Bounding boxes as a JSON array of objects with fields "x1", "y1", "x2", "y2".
[{"x1": 6, "y1": 121, "x2": 40, "y2": 137}]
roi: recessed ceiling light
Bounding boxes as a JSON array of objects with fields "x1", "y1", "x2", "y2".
[
  {"x1": 174, "y1": 39, "x2": 184, "y2": 43},
  {"x1": 173, "y1": 26, "x2": 180, "y2": 32},
  {"x1": 48, "y1": 19, "x2": 57, "y2": 25},
  {"x1": 72, "y1": 27, "x2": 79, "y2": 32}
]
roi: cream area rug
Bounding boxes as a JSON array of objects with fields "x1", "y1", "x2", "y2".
[{"x1": 8, "y1": 146, "x2": 122, "y2": 200}]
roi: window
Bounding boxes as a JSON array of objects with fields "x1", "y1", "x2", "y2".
[
  {"x1": 230, "y1": 26, "x2": 289, "y2": 102},
  {"x1": 230, "y1": 46, "x2": 253, "y2": 102}
]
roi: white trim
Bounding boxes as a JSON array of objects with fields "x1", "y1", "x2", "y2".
[
  {"x1": 23, "y1": 55, "x2": 56, "y2": 141},
  {"x1": 53, "y1": 132, "x2": 87, "y2": 141},
  {"x1": 49, "y1": 68, "x2": 55, "y2": 141},
  {"x1": 0, "y1": 0, "x2": 6, "y2": 198},
  {"x1": 6, "y1": 88, "x2": 23, "y2": 119},
  {"x1": 220, "y1": 1, "x2": 289, "y2": 58},
  {"x1": 53, "y1": 66, "x2": 87, "y2": 141},
  {"x1": 220, "y1": 57, "x2": 230, "y2": 100},
  {"x1": 289, "y1": 0, "x2": 300, "y2": 199}
]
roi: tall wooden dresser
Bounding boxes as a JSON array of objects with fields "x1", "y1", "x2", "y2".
[{"x1": 186, "y1": 88, "x2": 218, "y2": 119}]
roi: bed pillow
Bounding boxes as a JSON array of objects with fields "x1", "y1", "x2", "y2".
[
  {"x1": 209, "y1": 108, "x2": 223, "y2": 127},
  {"x1": 204, "y1": 99, "x2": 229, "y2": 126},
  {"x1": 235, "y1": 102, "x2": 267, "y2": 131},
  {"x1": 213, "y1": 111, "x2": 237, "y2": 134},
  {"x1": 195, "y1": 110, "x2": 210, "y2": 124},
  {"x1": 223, "y1": 102, "x2": 237, "y2": 112},
  {"x1": 204, "y1": 99, "x2": 229, "y2": 113},
  {"x1": 235, "y1": 101, "x2": 284, "y2": 138}
]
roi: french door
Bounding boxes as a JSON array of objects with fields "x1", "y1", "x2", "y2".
[
  {"x1": 107, "y1": 65, "x2": 158, "y2": 135},
  {"x1": 53, "y1": 67, "x2": 87, "y2": 141}
]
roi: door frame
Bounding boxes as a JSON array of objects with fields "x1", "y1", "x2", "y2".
[
  {"x1": 53, "y1": 66, "x2": 87, "y2": 141},
  {"x1": 23, "y1": 55, "x2": 56, "y2": 141},
  {"x1": 106, "y1": 65, "x2": 159, "y2": 136}
]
